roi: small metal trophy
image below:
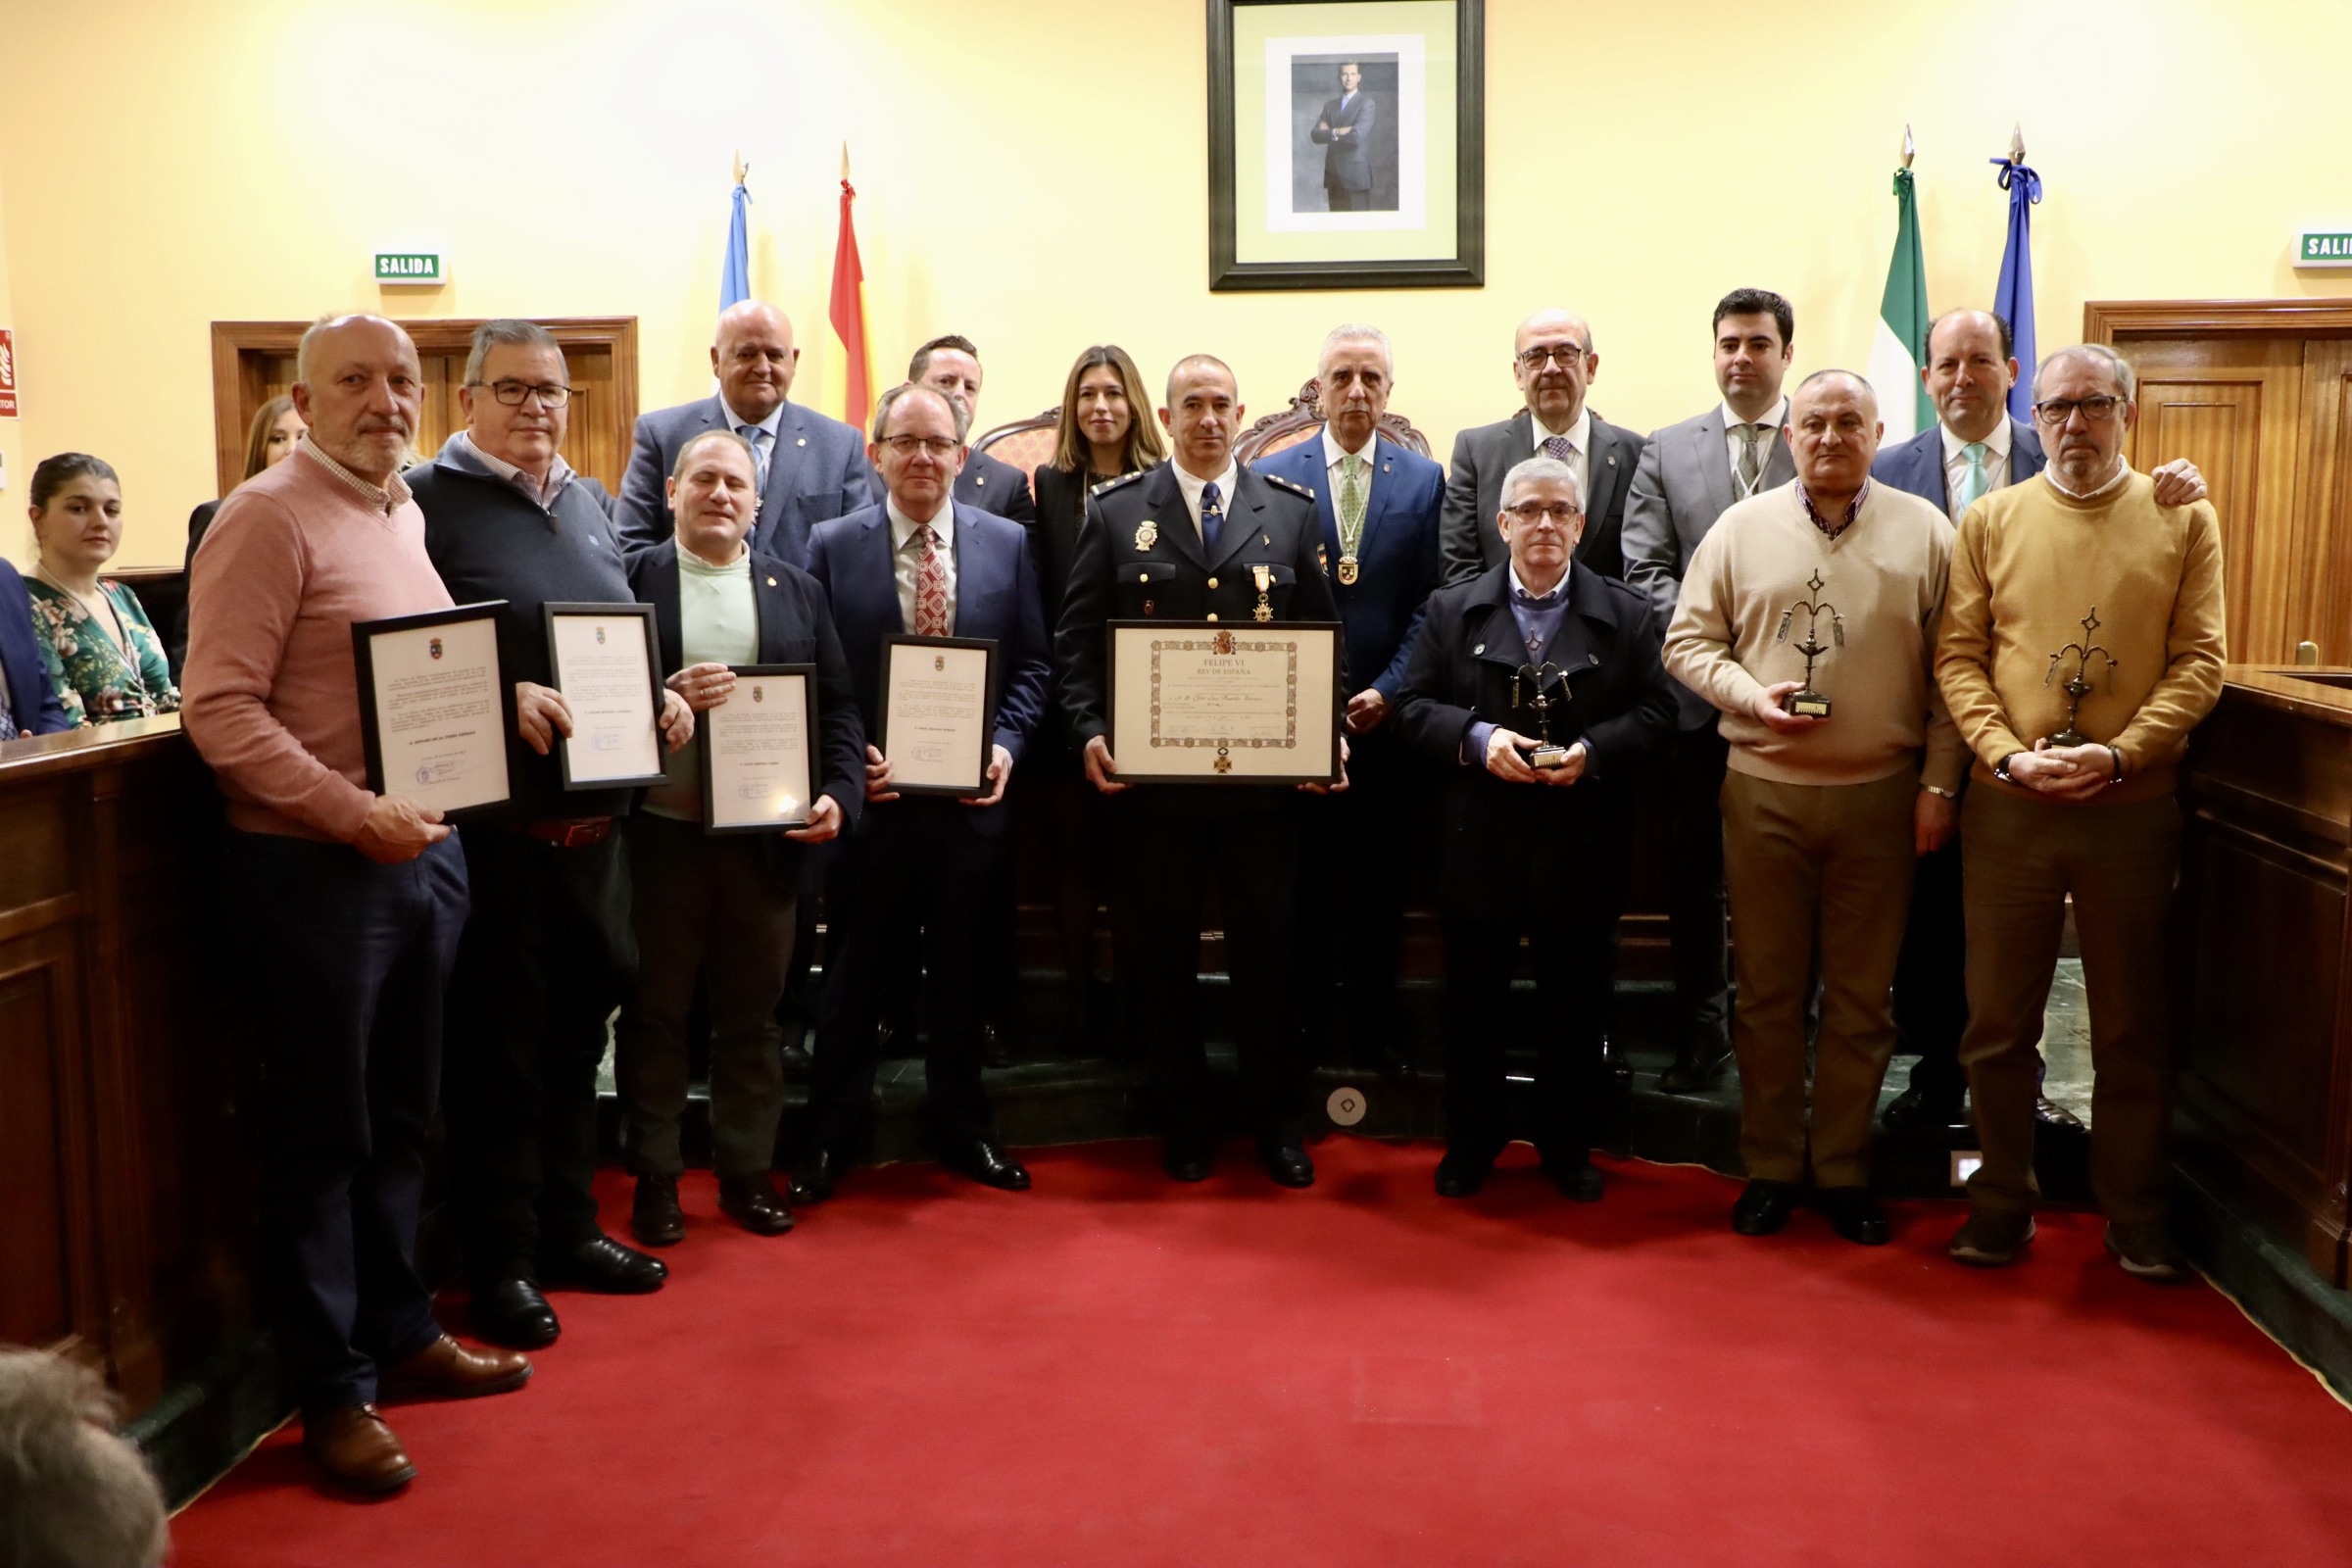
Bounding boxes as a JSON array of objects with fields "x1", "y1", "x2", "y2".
[
  {"x1": 2043, "y1": 608, "x2": 2118, "y2": 747},
  {"x1": 1512, "y1": 661, "x2": 1572, "y2": 767},
  {"x1": 1772, "y1": 570, "x2": 1843, "y2": 717}
]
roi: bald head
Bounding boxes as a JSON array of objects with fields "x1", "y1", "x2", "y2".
[
  {"x1": 1159, "y1": 355, "x2": 1244, "y2": 481},
  {"x1": 1512, "y1": 308, "x2": 1598, "y2": 429},
  {"x1": 712, "y1": 301, "x2": 799, "y2": 422},
  {"x1": 290, "y1": 315, "x2": 421, "y2": 485}
]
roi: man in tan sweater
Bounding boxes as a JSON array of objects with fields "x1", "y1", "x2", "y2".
[
  {"x1": 1936, "y1": 343, "x2": 2227, "y2": 1281},
  {"x1": 1666, "y1": 369, "x2": 1967, "y2": 1246}
]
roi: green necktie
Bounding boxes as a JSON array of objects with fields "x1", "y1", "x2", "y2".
[
  {"x1": 1338, "y1": 453, "x2": 1368, "y2": 560},
  {"x1": 1734, "y1": 423, "x2": 1764, "y2": 497},
  {"x1": 1957, "y1": 441, "x2": 1991, "y2": 514}
]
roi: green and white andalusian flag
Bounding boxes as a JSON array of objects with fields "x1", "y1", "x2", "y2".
[{"x1": 1867, "y1": 160, "x2": 1935, "y2": 443}]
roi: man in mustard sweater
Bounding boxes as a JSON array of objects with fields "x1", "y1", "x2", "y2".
[
  {"x1": 1665, "y1": 370, "x2": 1968, "y2": 1246},
  {"x1": 1936, "y1": 344, "x2": 2227, "y2": 1281}
]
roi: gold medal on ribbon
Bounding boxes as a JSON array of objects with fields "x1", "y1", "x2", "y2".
[
  {"x1": 1134, "y1": 519, "x2": 1158, "y2": 551},
  {"x1": 1251, "y1": 564, "x2": 1274, "y2": 621},
  {"x1": 1338, "y1": 555, "x2": 1360, "y2": 586}
]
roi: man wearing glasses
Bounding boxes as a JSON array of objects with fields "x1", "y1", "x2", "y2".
[
  {"x1": 1936, "y1": 344, "x2": 2226, "y2": 1282},
  {"x1": 616, "y1": 300, "x2": 873, "y2": 563},
  {"x1": 1439, "y1": 308, "x2": 1645, "y2": 585},
  {"x1": 412, "y1": 319, "x2": 695, "y2": 1348}
]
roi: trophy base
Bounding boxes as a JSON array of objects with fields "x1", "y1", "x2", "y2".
[
  {"x1": 2047, "y1": 728, "x2": 2090, "y2": 748},
  {"x1": 1531, "y1": 744, "x2": 1572, "y2": 769},
  {"x1": 1785, "y1": 693, "x2": 1832, "y2": 718}
]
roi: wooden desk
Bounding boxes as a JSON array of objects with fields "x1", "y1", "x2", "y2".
[
  {"x1": 0, "y1": 716, "x2": 254, "y2": 1411},
  {"x1": 2180, "y1": 666, "x2": 2352, "y2": 1287}
]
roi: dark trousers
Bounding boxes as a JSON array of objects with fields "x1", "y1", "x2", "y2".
[
  {"x1": 225, "y1": 829, "x2": 466, "y2": 1412},
  {"x1": 1663, "y1": 724, "x2": 1733, "y2": 1054},
  {"x1": 1326, "y1": 178, "x2": 1368, "y2": 212},
  {"x1": 1017, "y1": 769, "x2": 1110, "y2": 1042},
  {"x1": 1297, "y1": 727, "x2": 1414, "y2": 1067},
  {"x1": 1892, "y1": 833, "x2": 1969, "y2": 1101},
  {"x1": 443, "y1": 826, "x2": 634, "y2": 1284},
  {"x1": 1115, "y1": 800, "x2": 1304, "y2": 1148},
  {"x1": 616, "y1": 814, "x2": 798, "y2": 1179},
  {"x1": 808, "y1": 802, "x2": 1002, "y2": 1156}
]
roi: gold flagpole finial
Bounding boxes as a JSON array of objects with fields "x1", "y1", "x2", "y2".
[
  {"x1": 840, "y1": 142, "x2": 852, "y2": 181},
  {"x1": 2008, "y1": 122, "x2": 2026, "y2": 164},
  {"x1": 1900, "y1": 123, "x2": 1915, "y2": 170},
  {"x1": 732, "y1": 149, "x2": 747, "y2": 186}
]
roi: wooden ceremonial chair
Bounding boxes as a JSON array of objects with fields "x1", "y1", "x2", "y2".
[
  {"x1": 1234, "y1": 378, "x2": 1434, "y2": 465},
  {"x1": 974, "y1": 406, "x2": 1064, "y2": 476}
]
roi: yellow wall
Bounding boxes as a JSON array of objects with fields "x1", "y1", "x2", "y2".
[
  {"x1": 4, "y1": 0, "x2": 2348, "y2": 567},
  {"x1": 0, "y1": 148, "x2": 21, "y2": 539}
]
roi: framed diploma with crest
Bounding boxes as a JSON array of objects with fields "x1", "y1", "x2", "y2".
[
  {"x1": 351, "y1": 601, "x2": 512, "y2": 819},
  {"x1": 701, "y1": 664, "x2": 816, "y2": 833},
  {"x1": 877, "y1": 635, "x2": 999, "y2": 798},
  {"x1": 543, "y1": 602, "x2": 669, "y2": 790},
  {"x1": 1105, "y1": 619, "x2": 1343, "y2": 784}
]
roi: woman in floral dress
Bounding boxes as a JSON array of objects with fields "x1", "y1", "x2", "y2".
[{"x1": 23, "y1": 453, "x2": 178, "y2": 726}]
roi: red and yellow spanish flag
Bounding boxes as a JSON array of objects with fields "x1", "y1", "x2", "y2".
[{"x1": 828, "y1": 145, "x2": 873, "y2": 429}]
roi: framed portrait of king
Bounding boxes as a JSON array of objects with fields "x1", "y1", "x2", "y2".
[{"x1": 1207, "y1": 0, "x2": 1485, "y2": 291}]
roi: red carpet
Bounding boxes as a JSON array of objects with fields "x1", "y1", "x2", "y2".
[{"x1": 170, "y1": 1141, "x2": 2352, "y2": 1567}]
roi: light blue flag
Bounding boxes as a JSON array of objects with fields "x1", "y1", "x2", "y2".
[
  {"x1": 1991, "y1": 136, "x2": 2040, "y2": 422},
  {"x1": 720, "y1": 176, "x2": 752, "y2": 314}
]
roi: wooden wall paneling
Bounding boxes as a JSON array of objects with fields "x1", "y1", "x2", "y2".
[{"x1": 2293, "y1": 343, "x2": 2352, "y2": 663}]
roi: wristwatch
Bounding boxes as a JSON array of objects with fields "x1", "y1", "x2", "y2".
[
  {"x1": 1923, "y1": 782, "x2": 1957, "y2": 800},
  {"x1": 1993, "y1": 753, "x2": 2021, "y2": 784}
]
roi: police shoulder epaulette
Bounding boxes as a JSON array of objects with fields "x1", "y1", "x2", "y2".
[
  {"x1": 1262, "y1": 473, "x2": 1316, "y2": 501},
  {"x1": 1090, "y1": 471, "x2": 1145, "y2": 497}
]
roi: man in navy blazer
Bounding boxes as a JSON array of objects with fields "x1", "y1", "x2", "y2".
[
  {"x1": 615, "y1": 301, "x2": 873, "y2": 564},
  {"x1": 792, "y1": 382, "x2": 1052, "y2": 1203},
  {"x1": 1253, "y1": 323, "x2": 1444, "y2": 1071},
  {"x1": 0, "y1": 559, "x2": 72, "y2": 738},
  {"x1": 1311, "y1": 62, "x2": 1377, "y2": 211}
]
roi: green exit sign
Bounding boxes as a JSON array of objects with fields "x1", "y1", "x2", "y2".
[
  {"x1": 373, "y1": 252, "x2": 446, "y2": 285},
  {"x1": 2297, "y1": 231, "x2": 2352, "y2": 268}
]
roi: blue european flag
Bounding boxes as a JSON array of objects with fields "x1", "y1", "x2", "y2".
[
  {"x1": 720, "y1": 175, "x2": 752, "y2": 314},
  {"x1": 1991, "y1": 140, "x2": 2040, "y2": 422}
]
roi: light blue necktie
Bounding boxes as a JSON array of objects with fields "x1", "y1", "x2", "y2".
[
  {"x1": 1200, "y1": 480, "x2": 1224, "y2": 554},
  {"x1": 737, "y1": 424, "x2": 769, "y2": 493},
  {"x1": 1957, "y1": 441, "x2": 1991, "y2": 513}
]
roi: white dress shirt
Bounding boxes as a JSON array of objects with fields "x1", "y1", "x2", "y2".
[
  {"x1": 887, "y1": 494, "x2": 956, "y2": 634},
  {"x1": 1321, "y1": 424, "x2": 1377, "y2": 510},
  {"x1": 1169, "y1": 460, "x2": 1240, "y2": 542},
  {"x1": 1719, "y1": 396, "x2": 1789, "y2": 501},
  {"x1": 1528, "y1": 405, "x2": 1592, "y2": 509},
  {"x1": 1937, "y1": 417, "x2": 2015, "y2": 521},
  {"x1": 721, "y1": 397, "x2": 784, "y2": 494},
  {"x1": 452, "y1": 429, "x2": 575, "y2": 511}
]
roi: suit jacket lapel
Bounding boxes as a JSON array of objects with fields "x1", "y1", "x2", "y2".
[
  {"x1": 1585, "y1": 420, "x2": 1629, "y2": 522},
  {"x1": 1763, "y1": 417, "x2": 1798, "y2": 488},
  {"x1": 858, "y1": 507, "x2": 907, "y2": 634},
  {"x1": 1208, "y1": 469, "x2": 1268, "y2": 572},
  {"x1": 2010, "y1": 416, "x2": 2045, "y2": 481},
  {"x1": 1694, "y1": 409, "x2": 1738, "y2": 522},
  {"x1": 648, "y1": 545, "x2": 684, "y2": 675},
  {"x1": 759, "y1": 401, "x2": 812, "y2": 545},
  {"x1": 1145, "y1": 465, "x2": 1206, "y2": 569}
]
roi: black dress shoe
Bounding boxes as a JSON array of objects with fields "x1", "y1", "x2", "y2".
[
  {"x1": 1258, "y1": 1142, "x2": 1315, "y2": 1188},
  {"x1": 788, "y1": 1148, "x2": 842, "y2": 1206},
  {"x1": 2035, "y1": 1095, "x2": 2086, "y2": 1131},
  {"x1": 1433, "y1": 1150, "x2": 1492, "y2": 1198},
  {"x1": 630, "y1": 1172, "x2": 685, "y2": 1248},
  {"x1": 1544, "y1": 1159, "x2": 1606, "y2": 1202},
  {"x1": 1818, "y1": 1186, "x2": 1890, "y2": 1246},
  {"x1": 1162, "y1": 1141, "x2": 1214, "y2": 1183},
  {"x1": 718, "y1": 1172, "x2": 795, "y2": 1235},
  {"x1": 1658, "y1": 1046, "x2": 1732, "y2": 1095},
  {"x1": 471, "y1": 1277, "x2": 560, "y2": 1348},
  {"x1": 779, "y1": 1037, "x2": 814, "y2": 1077},
  {"x1": 1883, "y1": 1081, "x2": 1967, "y2": 1132},
  {"x1": 539, "y1": 1234, "x2": 667, "y2": 1295},
  {"x1": 1600, "y1": 1037, "x2": 1634, "y2": 1089},
  {"x1": 943, "y1": 1137, "x2": 1031, "y2": 1191},
  {"x1": 1731, "y1": 1178, "x2": 1799, "y2": 1236}
]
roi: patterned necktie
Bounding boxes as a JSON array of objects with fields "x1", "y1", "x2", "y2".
[
  {"x1": 1957, "y1": 441, "x2": 1991, "y2": 514},
  {"x1": 912, "y1": 523, "x2": 950, "y2": 636},
  {"x1": 737, "y1": 424, "x2": 768, "y2": 493},
  {"x1": 1734, "y1": 423, "x2": 1764, "y2": 498},
  {"x1": 1542, "y1": 434, "x2": 1573, "y2": 465},
  {"x1": 1200, "y1": 480, "x2": 1224, "y2": 554},
  {"x1": 1338, "y1": 455, "x2": 1367, "y2": 559}
]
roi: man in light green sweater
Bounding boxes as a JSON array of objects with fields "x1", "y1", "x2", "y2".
[{"x1": 1665, "y1": 370, "x2": 1968, "y2": 1246}]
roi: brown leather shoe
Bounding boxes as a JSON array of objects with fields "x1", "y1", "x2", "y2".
[
  {"x1": 378, "y1": 1334, "x2": 533, "y2": 1401},
  {"x1": 304, "y1": 1404, "x2": 416, "y2": 1494},
  {"x1": 718, "y1": 1171, "x2": 795, "y2": 1235}
]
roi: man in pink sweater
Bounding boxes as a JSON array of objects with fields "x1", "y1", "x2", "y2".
[{"x1": 182, "y1": 315, "x2": 529, "y2": 1494}]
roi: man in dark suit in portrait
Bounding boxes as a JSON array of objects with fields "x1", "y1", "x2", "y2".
[
  {"x1": 616, "y1": 299, "x2": 873, "y2": 564},
  {"x1": 909, "y1": 333, "x2": 1036, "y2": 523},
  {"x1": 1252, "y1": 323, "x2": 1444, "y2": 1072},
  {"x1": 1396, "y1": 454, "x2": 1678, "y2": 1200},
  {"x1": 1055, "y1": 354, "x2": 1347, "y2": 1187},
  {"x1": 1440, "y1": 309, "x2": 1645, "y2": 585},
  {"x1": 1870, "y1": 307, "x2": 2205, "y2": 1135},
  {"x1": 789, "y1": 382, "x2": 1052, "y2": 1204},
  {"x1": 1311, "y1": 62, "x2": 1376, "y2": 212},
  {"x1": 1621, "y1": 287, "x2": 1799, "y2": 1095}
]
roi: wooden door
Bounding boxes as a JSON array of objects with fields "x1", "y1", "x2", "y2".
[{"x1": 2087, "y1": 300, "x2": 2352, "y2": 666}]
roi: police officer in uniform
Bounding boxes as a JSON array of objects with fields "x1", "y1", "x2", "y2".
[{"x1": 1055, "y1": 354, "x2": 1348, "y2": 1187}]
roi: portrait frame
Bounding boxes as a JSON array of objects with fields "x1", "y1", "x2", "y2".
[{"x1": 1207, "y1": 0, "x2": 1484, "y2": 291}]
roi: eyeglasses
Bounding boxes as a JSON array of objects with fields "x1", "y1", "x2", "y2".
[
  {"x1": 2032, "y1": 394, "x2": 2123, "y2": 426},
  {"x1": 1504, "y1": 502, "x2": 1582, "y2": 524},
  {"x1": 1516, "y1": 345, "x2": 1589, "y2": 371},
  {"x1": 472, "y1": 379, "x2": 576, "y2": 408},
  {"x1": 881, "y1": 435, "x2": 962, "y2": 458}
]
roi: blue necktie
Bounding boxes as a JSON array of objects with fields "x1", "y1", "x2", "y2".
[
  {"x1": 1200, "y1": 480, "x2": 1223, "y2": 555},
  {"x1": 737, "y1": 424, "x2": 768, "y2": 493}
]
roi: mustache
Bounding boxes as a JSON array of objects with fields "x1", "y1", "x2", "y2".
[{"x1": 354, "y1": 415, "x2": 413, "y2": 438}]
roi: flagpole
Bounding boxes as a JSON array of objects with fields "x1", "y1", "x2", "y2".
[
  {"x1": 1869, "y1": 123, "x2": 1932, "y2": 444},
  {"x1": 1991, "y1": 124, "x2": 2041, "y2": 422}
]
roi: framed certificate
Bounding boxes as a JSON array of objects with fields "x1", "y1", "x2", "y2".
[
  {"x1": 877, "y1": 635, "x2": 997, "y2": 798},
  {"x1": 701, "y1": 664, "x2": 816, "y2": 834},
  {"x1": 544, "y1": 602, "x2": 668, "y2": 790},
  {"x1": 1106, "y1": 619, "x2": 1343, "y2": 784},
  {"x1": 351, "y1": 601, "x2": 512, "y2": 819}
]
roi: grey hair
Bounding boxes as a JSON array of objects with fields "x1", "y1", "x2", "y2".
[
  {"x1": 1790, "y1": 368, "x2": 1879, "y2": 414},
  {"x1": 671, "y1": 427, "x2": 759, "y2": 483},
  {"x1": 1498, "y1": 455, "x2": 1585, "y2": 514},
  {"x1": 1318, "y1": 323, "x2": 1394, "y2": 377},
  {"x1": 2032, "y1": 343, "x2": 2137, "y2": 404},
  {"x1": 0, "y1": 1349, "x2": 169, "y2": 1568},
  {"x1": 870, "y1": 380, "x2": 970, "y2": 443},
  {"x1": 465, "y1": 318, "x2": 563, "y2": 386}
]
